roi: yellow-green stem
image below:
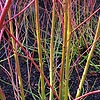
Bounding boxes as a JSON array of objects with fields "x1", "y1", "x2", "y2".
[
  {"x1": 65, "y1": 0, "x2": 71, "y2": 100},
  {"x1": 50, "y1": 1, "x2": 56, "y2": 100},
  {"x1": 76, "y1": 17, "x2": 100, "y2": 98},
  {"x1": 35, "y1": 0, "x2": 45, "y2": 100},
  {"x1": 59, "y1": 0, "x2": 67, "y2": 99},
  {"x1": 0, "y1": 87, "x2": 6, "y2": 100},
  {"x1": 8, "y1": 8, "x2": 25, "y2": 100}
]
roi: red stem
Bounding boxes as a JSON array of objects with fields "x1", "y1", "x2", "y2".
[
  {"x1": 75, "y1": 90, "x2": 100, "y2": 100},
  {"x1": 0, "y1": 0, "x2": 12, "y2": 30},
  {"x1": 72, "y1": 7, "x2": 100, "y2": 33}
]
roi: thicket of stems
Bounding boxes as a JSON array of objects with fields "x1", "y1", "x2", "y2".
[{"x1": 0, "y1": 0, "x2": 99, "y2": 100}]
